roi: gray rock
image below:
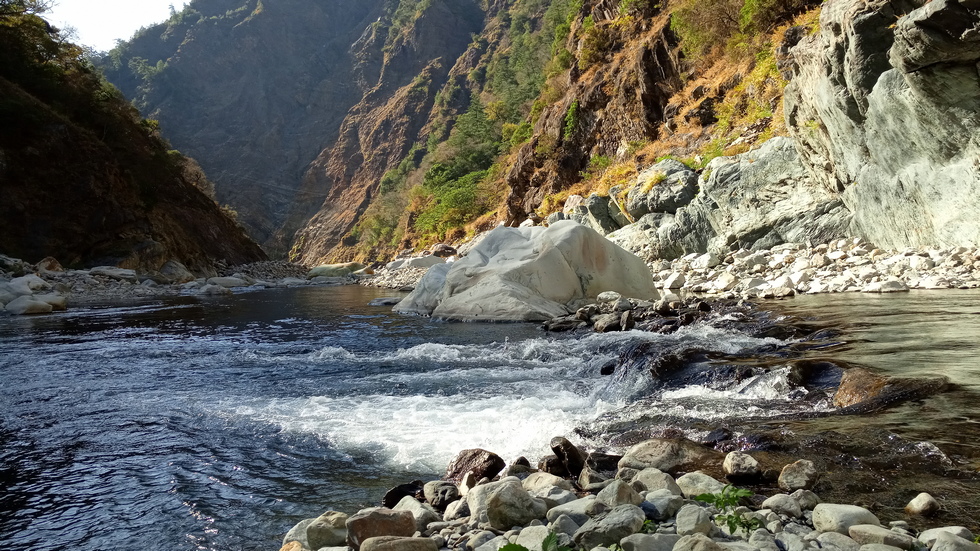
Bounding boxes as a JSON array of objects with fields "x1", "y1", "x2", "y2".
[
  {"x1": 546, "y1": 496, "x2": 597, "y2": 526},
  {"x1": 465, "y1": 531, "x2": 497, "y2": 551},
  {"x1": 307, "y1": 511, "x2": 349, "y2": 549},
  {"x1": 394, "y1": 222, "x2": 657, "y2": 321},
  {"x1": 474, "y1": 536, "x2": 510, "y2": 551},
  {"x1": 817, "y1": 531, "x2": 861, "y2": 551},
  {"x1": 403, "y1": 256, "x2": 446, "y2": 269},
  {"x1": 467, "y1": 477, "x2": 547, "y2": 530},
  {"x1": 523, "y1": 472, "x2": 574, "y2": 493},
  {"x1": 160, "y1": 260, "x2": 195, "y2": 283},
  {"x1": 919, "y1": 528, "x2": 976, "y2": 548},
  {"x1": 722, "y1": 452, "x2": 760, "y2": 478},
  {"x1": 393, "y1": 496, "x2": 441, "y2": 533},
  {"x1": 848, "y1": 525, "x2": 916, "y2": 550},
  {"x1": 675, "y1": 472, "x2": 725, "y2": 499},
  {"x1": 596, "y1": 479, "x2": 644, "y2": 508},
  {"x1": 632, "y1": 469, "x2": 682, "y2": 495},
  {"x1": 672, "y1": 533, "x2": 724, "y2": 551},
  {"x1": 572, "y1": 504, "x2": 646, "y2": 549},
  {"x1": 748, "y1": 529, "x2": 781, "y2": 551},
  {"x1": 641, "y1": 489, "x2": 683, "y2": 521},
  {"x1": 514, "y1": 525, "x2": 552, "y2": 551},
  {"x1": 778, "y1": 460, "x2": 818, "y2": 491},
  {"x1": 789, "y1": 489, "x2": 820, "y2": 511},
  {"x1": 90, "y1": 266, "x2": 138, "y2": 282},
  {"x1": 549, "y1": 513, "x2": 581, "y2": 537},
  {"x1": 283, "y1": 517, "x2": 315, "y2": 550},
  {"x1": 529, "y1": 485, "x2": 577, "y2": 508},
  {"x1": 675, "y1": 504, "x2": 712, "y2": 536},
  {"x1": 930, "y1": 531, "x2": 980, "y2": 551},
  {"x1": 446, "y1": 449, "x2": 506, "y2": 483},
  {"x1": 812, "y1": 504, "x2": 880, "y2": 535},
  {"x1": 424, "y1": 481, "x2": 460, "y2": 511},
  {"x1": 620, "y1": 533, "x2": 680, "y2": 551},
  {"x1": 443, "y1": 498, "x2": 470, "y2": 521},
  {"x1": 4, "y1": 295, "x2": 53, "y2": 315},
  {"x1": 761, "y1": 494, "x2": 802, "y2": 518},
  {"x1": 775, "y1": 531, "x2": 809, "y2": 551}
]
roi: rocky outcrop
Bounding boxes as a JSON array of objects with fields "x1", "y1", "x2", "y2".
[
  {"x1": 607, "y1": 137, "x2": 851, "y2": 260},
  {"x1": 393, "y1": 221, "x2": 658, "y2": 321},
  {"x1": 784, "y1": 0, "x2": 980, "y2": 249}
]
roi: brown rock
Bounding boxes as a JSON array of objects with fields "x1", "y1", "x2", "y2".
[
  {"x1": 551, "y1": 436, "x2": 588, "y2": 478},
  {"x1": 346, "y1": 508, "x2": 416, "y2": 551},
  {"x1": 834, "y1": 368, "x2": 888, "y2": 408},
  {"x1": 430, "y1": 244, "x2": 458, "y2": 258},
  {"x1": 445, "y1": 449, "x2": 505, "y2": 483},
  {"x1": 382, "y1": 481, "x2": 424, "y2": 508},
  {"x1": 537, "y1": 454, "x2": 569, "y2": 477},
  {"x1": 279, "y1": 542, "x2": 303, "y2": 551},
  {"x1": 35, "y1": 256, "x2": 63, "y2": 272}
]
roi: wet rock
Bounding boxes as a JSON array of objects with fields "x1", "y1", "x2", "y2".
[
  {"x1": 812, "y1": 503, "x2": 880, "y2": 535},
  {"x1": 572, "y1": 504, "x2": 646, "y2": 549},
  {"x1": 676, "y1": 472, "x2": 725, "y2": 499},
  {"x1": 834, "y1": 369, "x2": 889, "y2": 408},
  {"x1": 446, "y1": 449, "x2": 505, "y2": 483},
  {"x1": 538, "y1": 455, "x2": 569, "y2": 477},
  {"x1": 307, "y1": 511, "x2": 350, "y2": 549},
  {"x1": 361, "y1": 536, "x2": 438, "y2": 551},
  {"x1": 778, "y1": 459, "x2": 818, "y2": 491},
  {"x1": 544, "y1": 315, "x2": 586, "y2": 332},
  {"x1": 848, "y1": 524, "x2": 916, "y2": 550},
  {"x1": 551, "y1": 437, "x2": 588, "y2": 478},
  {"x1": 905, "y1": 492, "x2": 940, "y2": 516},
  {"x1": 592, "y1": 313, "x2": 622, "y2": 332},
  {"x1": 382, "y1": 481, "x2": 424, "y2": 509},
  {"x1": 617, "y1": 438, "x2": 722, "y2": 475},
  {"x1": 346, "y1": 508, "x2": 416, "y2": 551},
  {"x1": 370, "y1": 297, "x2": 403, "y2": 307}
]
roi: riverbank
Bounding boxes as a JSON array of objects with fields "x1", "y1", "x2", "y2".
[{"x1": 280, "y1": 436, "x2": 979, "y2": 551}]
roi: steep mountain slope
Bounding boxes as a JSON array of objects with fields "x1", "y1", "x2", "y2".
[
  {"x1": 99, "y1": 0, "x2": 389, "y2": 251},
  {"x1": 0, "y1": 3, "x2": 264, "y2": 272}
]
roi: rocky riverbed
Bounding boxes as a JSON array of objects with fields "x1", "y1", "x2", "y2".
[
  {"x1": 0, "y1": 255, "x2": 347, "y2": 314},
  {"x1": 279, "y1": 438, "x2": 979, "y2": 551}
]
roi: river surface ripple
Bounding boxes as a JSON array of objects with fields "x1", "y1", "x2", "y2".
[{"x1": 0, "y1": 286, "x2": 978, "y2": 550}]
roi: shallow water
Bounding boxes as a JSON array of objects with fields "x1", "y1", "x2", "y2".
[{"x1": 0, "y1": 286, "x2": 978, "y2": 550}]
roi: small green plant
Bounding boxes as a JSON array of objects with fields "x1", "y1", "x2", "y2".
[
  {"x1": 641, "y1": 519, "x2": 658, "y2": 534},
  {"x1": 694, "y1": 485, "x2": 764, "y2": 535},
  {"x1": 563, "y1": 100, "x2": 580, "y2": 141}
]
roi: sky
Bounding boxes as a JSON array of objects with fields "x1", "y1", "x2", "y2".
[{"x1": 45, "y1": 0, "x2": 192, "y2": 52}]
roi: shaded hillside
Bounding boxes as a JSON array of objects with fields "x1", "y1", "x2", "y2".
[
  {"x1": 99, "y1": 0, "x2": 389, "y2": 252},
  {"x1": 0, "y1": 2, "x2": 265, "y2": 273}
]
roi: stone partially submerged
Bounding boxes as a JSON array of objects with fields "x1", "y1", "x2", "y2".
[{"x1": 393, "y1": 221, "x2": 658, "y2": 321}]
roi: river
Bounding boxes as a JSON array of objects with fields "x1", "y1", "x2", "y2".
[{"x1": 0, "y1": 285, "x2": 977, "y2": 550}]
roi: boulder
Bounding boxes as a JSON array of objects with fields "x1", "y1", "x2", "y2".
[
  {"x1": 393, "y1": 221, "x2": 658, "y2": 321},
  {"x1": 617, "y1": 438, "x2": 721, "y2": 475},
  {"x1": 632, "y1": 468, "x2": 682, "y2": 495},
  {"x1": 467, "y1": 477, "x2": 547, "y2": 530},
  {"x1": 816, "y1": 532, "x2": 861, "y2": 551},
  {"x1": 5, "y1": 295, "x2": 53, "y2": 315},
  {"x1": 403, "y1": 256, "x2": 445, "y2": 269},
  {"x1": 641, "y1": 489, "x2": 684, "y2": 521},
  {"x1": 675, "y1": 472, "x2": 725, "y2": 499},
  {"x1": 430, "y1": 244, "x2": 458, "y2": 258},
  {"x1": 445, "y1": 449, "x2": 505, "y2": 483},
  {"x1": 307, "y1": 511, "x2": 349, "y2": 549},
  {"x1": 523, "y1": 472, "x2": 573, "y2": 493},
  {"x1": 722, "y1": 452, "x2": 761, "y2": 479},
  {"x1": 834, "y1": 368, "x2": 947, "y2": 410},
  {"x1": 197, "y1": 283, "x2": 232, "y2": 296},
  {"x1": 423, "y1": 481, "x2": 460, "y2": 511},
  {"x1": 551, "y1": 436, "x2": 588, "y2": 478},
  {"x1": 572, "y1": 504, "x2": 646, "y2": 549},
  {"x1": 33, "y1": 294, "x2": 67, "y2": 311},
  {"x1": 812, "y1": 503, "x2": 880, "y2": 535},
  {"x1": 307, "y1": 262, "x2": 364, "y2": 278},
  {"x1": 393, "y1": 496, "x2": 440, "y2": 533},
  {"x1": 514, "y1": 526, "x2": 553, "y2": 551},
  {"x1": 778, "y1": 459, "x2": 818, "y2": 491},
  {"x1": 360, "y1": 536, "x2": 438, "y2": 551},
  {"x1": 7, "y1": 274, "x2": 48, "y2": 295},
  {"x1": 621, "y1": 533, "x2": 681, "y2": 551},
  {"x1": 761, "y1": 494, "x2": 803, "y2": 518},
  {"x1": 283, "y1": 518, "x2": 315, "y2": 550},
  {"x1": 919, "y1": 528, "x2": 975, "y2": 548},
  {"x1": 546, "y1": 496, "x2": 599, "y2": 526},
  {"x1": 675, "y1": 504, "x2": 713, "y2": 536},
  {"x1": 672, "y1": 533, "x2": 724, "y2": 551},
  {"x1": 929, "y1": 531, "x2": 980, "y2": 551},
  {"x1": 346, "y1": 508, "x2": 416, "y2": 551},
  {"x1": 550, "y1": 514, "x2": 582, "y2": 537},
  {"x1": 35, "y1": 256, "x2": 63, "y2": 272},
  {"x1": 595, "y1": 479, "x2": 643, "y2": 508}
]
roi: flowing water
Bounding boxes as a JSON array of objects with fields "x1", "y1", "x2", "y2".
[{"x1": 0, "y1": 285, "x2": 978, "y2": 551}]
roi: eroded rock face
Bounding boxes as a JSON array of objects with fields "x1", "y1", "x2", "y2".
[
  {"x1": 784, "y1": 0, "x2": 980, "y2": 250},
  {"x1": 393, "y1": 221, "x2": 658, "y2": 321}
]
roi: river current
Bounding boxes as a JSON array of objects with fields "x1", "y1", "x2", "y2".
[{"x1": 0, "y1": 285, "x2": 978, "y2": 550}]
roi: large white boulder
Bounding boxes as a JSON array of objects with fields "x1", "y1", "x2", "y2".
[{"x1": 393, "y1": 221, "x2": 658, "y2": 321}]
